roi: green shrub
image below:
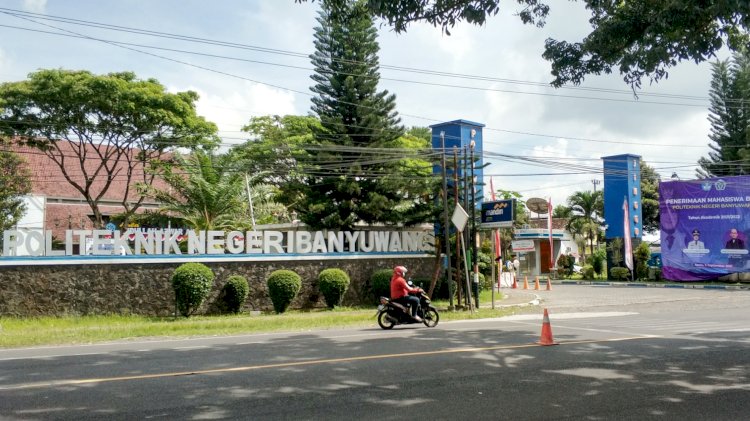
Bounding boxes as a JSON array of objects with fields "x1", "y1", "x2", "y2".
[
  {"x1": 171, "y1": 262, "x2": 214, "y2": 317},
  {"x1": 222, "y1": 275, "x2": 249, "y2": 314},
  {"x1": 634, "y1": 242, "x2": 651, "y2": 280},
  {"x1": 609, "y1": 266, "x2": 630, "y2": 281},
  {"x1": 267, "y1": 270, "x2": 302, "y2": 313},
  {"x1": 371, "y1": 269, "x2": 393, "y2": 300},
  {"x1": 591, "y1": 248, "x2": 606, "y2": 278},
  {"x1": 582, "y1": 265, "x2": 595, "y2": 280},
  {"x1": 318, "y1": 268, "x2": 350, "y2": 308}
]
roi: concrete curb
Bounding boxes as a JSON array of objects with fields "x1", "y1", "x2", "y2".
[{"x1": 554, "y1": 280, "x2": 750, "y2": 291}]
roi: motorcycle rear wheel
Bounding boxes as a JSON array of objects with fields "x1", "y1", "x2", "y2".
[
  {"x1": 377, "y1": 311, "x2": 396, "y2": 329},
  {"x1": 422, "y1": 307, "x2": 439, "y2": 327}
]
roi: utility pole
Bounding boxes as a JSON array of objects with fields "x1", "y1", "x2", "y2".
[
  {"x1": 470, "y1": 132, "x2": 478, "y2": 310},
  {"x1": 592, "y1": 179, "x2": 601, "y2": 192},
  {"x1": 440, "y1": 132, "x2": 453, "y2": 310},
  {"x1": 453, "y1": 147, "x2": 462, "y2": 308}
]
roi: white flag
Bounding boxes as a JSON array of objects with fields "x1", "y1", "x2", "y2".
[{"x1": 623, "y1": 197, "x2": 633, "y2": 271}]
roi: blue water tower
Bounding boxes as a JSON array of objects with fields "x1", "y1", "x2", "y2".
[
  {"x1": 430, "y1": 119, "x2": 485, "y2": 206},
  {"x1": 602, "y1": 154, "x2": 643, "y2": 240}
]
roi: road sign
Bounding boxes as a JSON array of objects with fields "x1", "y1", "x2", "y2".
[
  {"x1": 512, "y1": 239, "x2": 535, "y2": 252},
  {"x1": 451, "y1": 204, "x2": 469, "y2": 232},
  {"x1": 480, "y1": 199, "x2": 514, "y2": 229}
]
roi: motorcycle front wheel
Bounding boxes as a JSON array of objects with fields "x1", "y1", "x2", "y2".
[
  {"x1": 377, "y1": 311, "x2": 396, "y2": 329},
  {"x1": 422, "y1": 307, "x2": 439, "y2": 327}
]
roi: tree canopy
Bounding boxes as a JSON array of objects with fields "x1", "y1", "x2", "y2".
[
  {"x1": 640, "y1": 161, "x2": 660, "y2": 234},
  {"x1": 297, "y1": 0, "x2": 750, "y2": 88},
  {"x1": 0, "y1": 69, "x2": 218, "y2": 228},
  {"x1": 0, "y1": 148, "x2": 32, "y2": 248},
  {"x1": 697, "y1": 48, "x2": 750, "y2": 178}
]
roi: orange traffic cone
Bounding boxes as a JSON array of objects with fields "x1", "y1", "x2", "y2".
[
  {"x1": 522, "y1": 276, "x2": 529, "y2": 290},
  {"x1": 512, "y1": 274, "x2": 517, "y2": 289},
  {"x1": 545, "y1": 277, "x2": 552, "y2": 291},
  {"x1": 534, "y1": 276, "x2": 540, "y2": 290},
  {"x1": 537, "y1": 308, "x2": 558, "y2": 346}
]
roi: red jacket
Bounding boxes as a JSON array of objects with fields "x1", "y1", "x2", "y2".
[{"x1": 390, "y1": 275, "x2": 420, "y2": 299}]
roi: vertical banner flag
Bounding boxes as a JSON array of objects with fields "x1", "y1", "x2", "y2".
[
  {"x1": 623, "y1": 197, "x2": 633, "y2": 271},
  {"x1": 547, "y1": 197, "x2": 554, "y2": 271},
  {"x1": 490, "y1": 177, "x2": 502, "y2": 284}
]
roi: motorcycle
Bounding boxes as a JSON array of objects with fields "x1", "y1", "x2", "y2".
[{"x1": 376, "y1": 289, "x2": 439, "y2": 329}]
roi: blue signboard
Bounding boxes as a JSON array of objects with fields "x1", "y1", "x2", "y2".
[
  {"x1": 660, "y1": 176, "x2": 750, "y2": 281},
  {"x1": 480, "y1": 199, "x2": 515, "y2": 229}
]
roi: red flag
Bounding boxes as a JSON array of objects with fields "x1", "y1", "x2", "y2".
[
  {"x1": 548, "y1": 197, "x2": 554, "y2": 271},
  {"x1": 623, "y1": 197, "x2": 633, "y2": 271},
  {"x1": 490, "y1": 177, "x2": 502, "y2": 285}
]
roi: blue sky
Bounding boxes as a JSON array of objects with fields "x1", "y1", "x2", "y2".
[{"x1": 0, "y1": 0, "x2": 719, "y2": 210}]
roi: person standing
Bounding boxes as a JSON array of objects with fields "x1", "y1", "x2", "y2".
[
  {"x1": 687, "y1": 229, "x2": 705, "y2": 250},
  {"x1": 725, "y1": 228, "x2": 746, "y2": 250}
]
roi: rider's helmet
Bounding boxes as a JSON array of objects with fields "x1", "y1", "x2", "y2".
[{"x1": 393, "y1": 266, "x2": 408, "y2": 277}]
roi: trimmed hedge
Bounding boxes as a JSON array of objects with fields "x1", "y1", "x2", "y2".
[
  {"x1": 171, "y1": 262, "x2": 214, "y2": 317},
  {"x1": 318, "y1": 268, "x2": 350, "y2": 308},
  {"x1": 610, "y1": 266, "x2": 630, "y2": 281},
  {"x1": 267, "y1": 270, "x2": 302, "y2": 313},
  {"x1": 371, "y1": 269, "x2": 393, "y2": 300},
  {"x1": 222, "y1": 275, "x2": 249, "y2": 314}
]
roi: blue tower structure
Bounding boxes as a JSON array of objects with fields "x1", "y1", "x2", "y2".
[
  {"x1": 602, "y1": 154, "x2": 643, "y2": 240},
  {"x1": 602, "y1": 154, "x2": 643, "y2": 271},
  {"x1": 430, "y1": 119, "x2": 485, "y2": 206}
]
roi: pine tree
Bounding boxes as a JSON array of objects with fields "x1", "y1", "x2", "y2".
[
  {"x1": 697, "y1": 50, "x2": 750, "y2": 178},
  {"x1": 297, "y1": 0, "x2": 429, "y2": 230}
]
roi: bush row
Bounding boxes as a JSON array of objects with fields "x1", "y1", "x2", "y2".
[{"x1": 170, "y1": 263, "x2": 355, "y2": 316}]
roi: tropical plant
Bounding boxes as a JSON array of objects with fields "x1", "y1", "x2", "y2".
[
  {"x1": 171, "y1": 263, "x2": 214, "y2": 317},
  {"x1": 566, "y1": 190, "x2": 604, "y2": 257},
  {"x1": 267, "y1": 270, "x2": 302, "y2": 314},
  {"x1": 318, "y1": 268, "x2": 350, "y2": 308},
  {"x1": 147, "y1": 150, "x2": 245, "y2": 230}
]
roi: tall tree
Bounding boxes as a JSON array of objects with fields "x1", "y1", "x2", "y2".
[
  {"x1": 566, "y1": 190, "x2": 603, "y2": 256},
  {"x1": 0, "y1": 69, "x2": 218, "y2": 228},
  {"x1": 296, "y1": 1, "x2": 750, "y2": 89},
  {"x1": 552, "y1": 204, "x2": 572, "y2": 218},
  {"x1": 0, "y1": 149, "x2": 32, "y2": 248},
  {"x1": 298, "y1": 0, "x2": 433, "y2": 229},
  {"x1": 697, "y1": 50, "x2": 750, "y2": 178},
  {"x1": 640, "y1": 161, "x2": 661, "y2": 234}
]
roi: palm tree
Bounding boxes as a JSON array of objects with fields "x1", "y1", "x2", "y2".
[
  {"x1": 565, "y1": 217, "x2": 587, "y2": 262},
  {"x1": 566, "y1": 190, "x2": 604, "y2": 257},
  {"x1": 148, "y1": 151, "x2": 245, "y2": 230}
]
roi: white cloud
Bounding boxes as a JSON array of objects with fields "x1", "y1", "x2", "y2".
[
  {"x1": 22, "y1": 0, "x2": 46, "y2": 13},
  {"x1": 184, "y1": 82, "x2": 298, "y2": 146}
]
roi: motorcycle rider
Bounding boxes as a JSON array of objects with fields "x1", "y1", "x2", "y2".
[{"x1": 390, "y1": 265, "x2": 423, "y2": 322}]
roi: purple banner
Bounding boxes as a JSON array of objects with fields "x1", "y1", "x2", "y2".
[{"x1": 659, "y1": 176, "x2": 750, "y2": 281}]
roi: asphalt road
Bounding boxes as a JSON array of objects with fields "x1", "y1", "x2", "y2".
[{"x1": 1, "y1": 285, "x2": 748, "y2": 420}]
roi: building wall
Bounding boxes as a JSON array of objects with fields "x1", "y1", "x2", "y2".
[{"x1": 0, "y1": 255, "x2": 433, "y2": 317}]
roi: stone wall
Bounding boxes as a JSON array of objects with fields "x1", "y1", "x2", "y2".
[{"x1": 0, "y1": 256, "x2": 434, "y2": 316}]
